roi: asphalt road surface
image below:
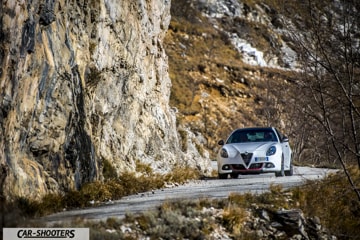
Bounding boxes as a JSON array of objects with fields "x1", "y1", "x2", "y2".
[{"x1": 42, "y1": 166, "x2": 337, "y2": 224}]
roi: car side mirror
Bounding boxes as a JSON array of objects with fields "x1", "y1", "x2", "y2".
[
  {"x1": 218, "y1": 140, "x2": 225, "y2": 145},
  {"x1": 282, "y1": 137, "x2": 289, "y2": 142}
]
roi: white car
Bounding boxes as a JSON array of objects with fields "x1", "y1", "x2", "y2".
[{"x1": 217, "y1": 127, "x2": 293, "y2": 179}]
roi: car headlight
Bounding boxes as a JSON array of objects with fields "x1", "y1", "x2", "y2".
[
  {"x1": 220, "y1": 148, "x2": 229, "y2": 158},
  {"x1": 266, "y1": 146, "x2": 276, "y2": 156}
]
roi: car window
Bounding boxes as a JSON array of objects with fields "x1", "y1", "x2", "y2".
[
  {"x1": 227, "y1": 131, "x2": 249, "y2": 143},
  {"x1": 227, "y1": 129, "x2": 276, "y2": 143}
]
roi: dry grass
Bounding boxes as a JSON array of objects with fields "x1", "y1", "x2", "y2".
[
  {"x1": 122, "y1": 199, "x2": 222, "y2": 239},
  {"x1": 1, "y1": 161, "x2": 202, "y2": 223},
  {"x1": 290, "y1": 168, "x2": 360, "y2": 239},
  {"x1": 4, "y1": 170, "x2": 360, "y2": 239},
  {"x1": 166, "y1": 15, "x2": 242, "y2": 116},
  {"x1": 214, "y1": 169, "x2": 360, "y2": 239},
  {"x1": 222, "y1": 203, "x2": 248, "y2": 236}
]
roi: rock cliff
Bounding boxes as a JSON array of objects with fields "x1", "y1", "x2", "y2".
[{"x1": 0, "y1": 0, "x2": 209, "y2": 200}]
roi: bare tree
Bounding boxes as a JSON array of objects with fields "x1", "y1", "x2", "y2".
[{"x1": 288, "y1": 0, "x2": 360, "y2": 200}]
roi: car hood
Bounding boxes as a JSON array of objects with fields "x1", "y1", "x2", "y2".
[{"x1": 225, "y1": 142, "x2": 275, "y2": 153}]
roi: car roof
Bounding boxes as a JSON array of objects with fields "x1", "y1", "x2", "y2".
[{"x1": 234, "y1": 127, "x2": 275, "y2": 131}]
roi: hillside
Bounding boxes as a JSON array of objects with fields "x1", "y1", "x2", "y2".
[
  {"x1": 165, "y1": 0, "x2": 360, "y2": 167},
  {"x1": 165, "y1": 0, "x2": 300, "y2": 161}
]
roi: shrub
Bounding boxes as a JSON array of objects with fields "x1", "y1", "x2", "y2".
[
  {"x1": 102, "y1": 159, "x2": 118, "y2": 180},
  {"x1": 36, "y1": 193, "x2": 64, "y2": 216},
  {"x1": 3, "y1": 162, "x2": 203, "y2": 227},
  {"x1": 14, "y1": 197, "x2": 40, "y2": 218},
  {"x1": 80, "y1": 181, "x2": 113, "y2": 202},
  {"x1": 290, "y1": 168, "x2": 360, "y2": 239},
  {"x1": 163, "y1": 165, "x2": 201, "y2": 184}
]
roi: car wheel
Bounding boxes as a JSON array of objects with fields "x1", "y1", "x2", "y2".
[
  {"x1": 230, "y1": 173, "x2": 239, "y2": 179},
  {"x1": 218, "y1": 173, "x2": 228, "y2": 179},
  {"x1": 275, "y1": 155, "x2": 285, "y2": 177},
  {"x1": 285, "y1": 162, "x2": 294, "y2": 176}
]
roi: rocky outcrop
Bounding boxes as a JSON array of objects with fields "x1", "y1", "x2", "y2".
[
  {"x1": 62, "y1": 204, "x2": 335, "y2": 239},
  {"x1": 0, "y1": 0, "x2": 210, "y2": 200},
  {"x1": 247, "y1": 208, "x2": 336, "y2": 240}
]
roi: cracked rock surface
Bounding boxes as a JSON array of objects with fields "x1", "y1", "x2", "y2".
[{"x1": 0, "y1": 0, "x2": 210, "y2": 200}]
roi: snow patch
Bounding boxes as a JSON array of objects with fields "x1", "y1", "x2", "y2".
[{"x1": 230, "y1": 34, "x2": 267, "y2": 67}]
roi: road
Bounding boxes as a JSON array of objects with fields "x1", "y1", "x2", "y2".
[{"x1": 41, "y1": 166, "x2": 336, "y2": 223}]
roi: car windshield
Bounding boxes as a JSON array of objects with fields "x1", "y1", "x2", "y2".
[{"x1": 227, "y1": 129, "x2": 277, "y2": 143}]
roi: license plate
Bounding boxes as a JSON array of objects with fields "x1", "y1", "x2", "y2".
[{"x1": 255, "y1": 157, "x2": 268, "y2": 162}]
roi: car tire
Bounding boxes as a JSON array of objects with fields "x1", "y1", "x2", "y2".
[
  {"x1": 285, "y1": 162, "x2": 294, "y2": 176},
  {"x1": 230, "y1": 173, "x2": 239, "y2": 179},
  {"x1": 218, "y1": 173, "x2": 228, "y2": 179},
  {"x1": 275, "y1": 155, "x2": 285, "y2": 177}
]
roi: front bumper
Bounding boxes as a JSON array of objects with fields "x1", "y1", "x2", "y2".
[{"x1": 217, "y1": 155, "x2": 282, "y2": 174}]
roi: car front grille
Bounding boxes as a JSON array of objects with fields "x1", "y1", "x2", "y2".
[
  {"x1": 249, "y1": 163, "x2": 263, "y2": 169},
  {"x1": 231, "y1": 164, "x2": 246, "y2": 170},
  {"x1": 241, "y1": 153, "x2": 253, "y2": 165}
]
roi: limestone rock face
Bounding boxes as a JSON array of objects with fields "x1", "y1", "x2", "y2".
[{"x1": 0, "y1": 0, "x2": 209, "y2": 199}]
